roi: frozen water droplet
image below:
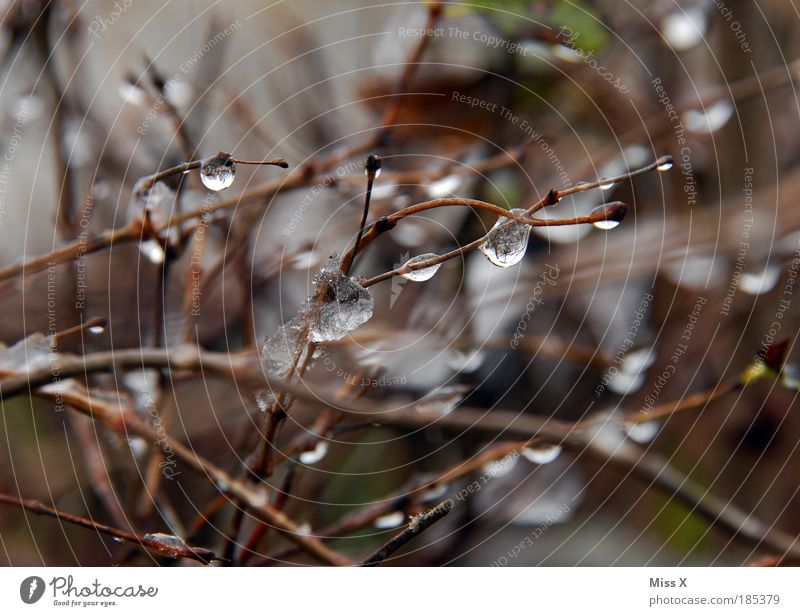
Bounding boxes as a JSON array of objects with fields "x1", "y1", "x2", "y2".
[
  {"x1": 143, "y1": 533, "x2": 188, "y2": 557},
  {"x1": 308, "y1": 258, "x2": 374, "y2": 342},
  {"x1": 447, "y1": 349, "x2": 485, "y2": 373},
  {"x1": 139, "y1": 239, "x2": 165, "y2": 264},
  {"x1": 662, "y1": 7, "x2": 707, "y2": 51},
  {"x1": 401, "y1": 254, "x2": 441, "y2": 281},
  {"x1": 591, "y1": 202, "x2": 627, "y2": 230},
  {"x1": 0, "y1": 334, "x2": 55, "y2": 372},
  {"x1": 426, "y1": 174, "x2": 462, "y2": 198},
  {"x1": 483, "y1": 452, "x2": 519, "y2": 478},
  {"x1": 112, "y1": 536, "x2": 124, "y2": 543},
  {"x1": 374, "y1": 511, "x2": 405, "y2": 529},
  {"x1": 299, "y1": 440, "x2": 328, "y2": 465},
  {"x1": 257, "y1": 257, "x2": 373, "y2": 405},
  {"x1": 296, "y1": 523, "x2": 312, "y2": 536},
  {"x1": 88, "y1": 324, "x2": 106, "y2": 335},
  {"x1": 522, "y1": 444, "x2": 563, "y2": 465},
  {"x1": 599, "y1": 179, "x2": 616, "y2": 191},
  {"x1": 590, "y1": 203, "x2": 627, "y2": 231},
  {"x1": 479, "y1": 208, "x2": 530, "y2": 267},
  {"x1": 128, "y1": 183, "x2": 178, "y2": 247},
  {"x1": 625, "y1": 420, "x2": 660, "y2": 443},
  {"x1": 200, "y1": 153, "x2": 236, "y2": 191},
  {"x1": 684, "y1": 100, "x2": 734, "y2": 134},
  {"x1": 656, "y1": 155, "x2": 674, "y2": 172},
  {"x1": 255, "y1": 390, "x2": 274, "y2": 413},
  {"x1": 740, "y1": 265, "x2": 781, "y2": 295},
  {"x1": 260, "y1": 317, "x2": 308, "y2": 377},
  {"x1": 414, "y1": 384, "x2": 469, "y2": 417}
]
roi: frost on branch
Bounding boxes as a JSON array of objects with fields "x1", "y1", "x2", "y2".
[{"x1": 256, "y1": 255, "x2": 374, "y2": 411}]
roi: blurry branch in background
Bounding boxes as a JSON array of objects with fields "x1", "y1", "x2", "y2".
[
  {"x1": 2, "y1": 336, "x2": 796, "y2": 563},
  {"x1": 27, "y1": 377, "x2": 350, "y2": 566},
  {"x1": 7, "y1": 0, "x2": 800, "y2": 568}
]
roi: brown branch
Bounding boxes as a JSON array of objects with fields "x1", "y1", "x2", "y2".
[
  {"x1": 360, "y1": 499, "x2": 453, "y2": 566},
  {"x1": 22, "y1": 377, "x2": 350, "y2": 566},
  {"x1": 360, "y1": 202, "x2": 627, "y2": 288},
  {"x1": 0, "y1": 493, "x2": 222, "y2": 564},
  {"x1": 623, "y1": 380, "x2": 742, "y2": 425},
  {"x1": 378, "y1": 0, "x2": 447, "y2": 136}
]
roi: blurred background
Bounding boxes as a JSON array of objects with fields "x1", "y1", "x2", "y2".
[{"x1": 1, "y1": 0, "x2": 799, "y2": 566}]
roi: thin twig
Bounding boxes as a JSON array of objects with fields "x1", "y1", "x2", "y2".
[
  {"x1": 360, "y1": 499, "x2": 453, "y2": 566},
  {"x1": 0, "y1": 493, "x2": 222, "y2": 564}
]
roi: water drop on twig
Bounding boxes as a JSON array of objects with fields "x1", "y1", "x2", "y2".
[
  {"x1": 299, "y1": 440, "x2": 329, "y2": 465},
  {"x1": 401, "y1": 254, "x2": 441, "y2": 281},
  {"x1": 139, "y1": 239, "x2": 165, "y2": 264},
  {"x1": 200, "y1": 152, "x2": 236, "y2": 191},
  {"x1": 374, "y1": 511, "x2": 405, "y2": 529},
  {"x1": 625, "y1": 420, "x2": 660, "y2": 443},
  {"x1": 656, "y1": 155, "x2": 674, "y2": 172},
  {"x1": 591, "y1": 202, "x2": 627, "y2": 230},
  {"x1": 522, "y1": 444, "x2": 563, "y2": 465},
  {"x1": 662, "y1": 7, "x2": 707, "y2": 51},
  {"x1": 479, "y1": 208, "x2": 531, "y2": 267},
  {"x1": 684, "y1": 100, "x2": 734, "y2": 134}
]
